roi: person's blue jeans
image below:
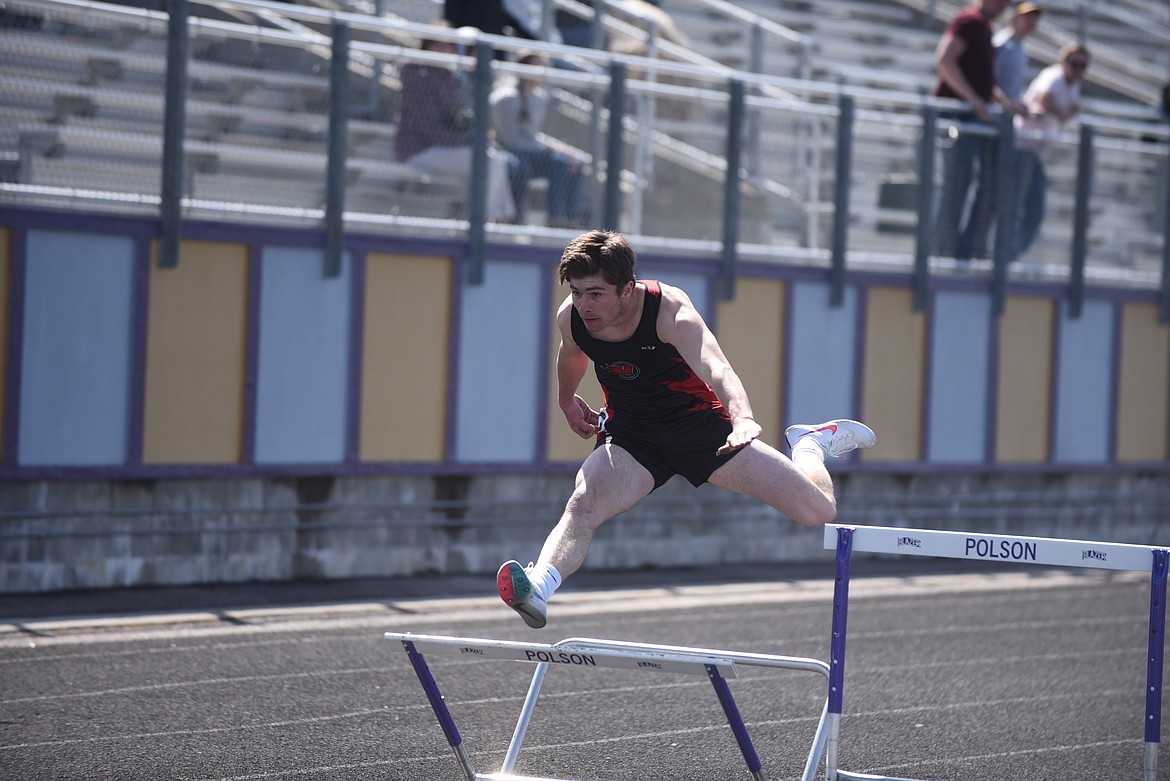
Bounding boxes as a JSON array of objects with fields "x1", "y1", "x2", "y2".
[
  {"x1": 934, "y1": 114, "x2": 997, "y2": 260},
  {"x1": 1014, "y1": 149, "x2": 1046, "y2": 259},
  {"x1": 510, "y1": 148, "x2": 583, "y2": 224}
]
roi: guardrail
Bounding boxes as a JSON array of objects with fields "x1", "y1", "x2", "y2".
[{"x1": 1, "y1": 0, "x2": 1167, "y2": 315}]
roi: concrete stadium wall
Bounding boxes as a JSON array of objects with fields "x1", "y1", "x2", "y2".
[
  {"x1": 2, "y1": 470, "x2": 1169, "y2": 593},
  {"x1": 1, "y1": 208, "x2": 1168, "y2": 593}
]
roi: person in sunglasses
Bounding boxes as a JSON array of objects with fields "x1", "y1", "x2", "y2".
[{"x1": 1011, "y1": 42, "x2": 1090, "y2": 261}]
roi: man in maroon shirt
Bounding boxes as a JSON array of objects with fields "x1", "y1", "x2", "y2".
[
  {"x1": 497, "y1": 230, "x2": 876, "y2": 628},
  {"x1": 932, "y1": 0, "x2": 1011, "y2": 260}
]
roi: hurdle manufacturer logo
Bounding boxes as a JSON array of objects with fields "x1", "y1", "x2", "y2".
[
  {"x1": 1082, "y1": 549, "x2": 1108, "y2": 562},
  {"x1": 459, "y1": 647, "x2": 485, "y2": 656},
  {"x1": 897, "y1": 536, "x2": 922, "y2": 549},
  {"x1": 638, "y1": 660, "x2": 663, "y2": 670}
]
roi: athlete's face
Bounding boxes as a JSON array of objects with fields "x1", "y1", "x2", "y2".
[{"x1": 569, "y1": 275, "x2": 633, "y2": 332}]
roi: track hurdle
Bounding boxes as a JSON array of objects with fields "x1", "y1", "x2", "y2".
[
  {"x1": 823, "y1": 524, "x2": 1169, "y2": 781},
  {"x1": 386, "y1": 632, "x2": 833, "y2": 781}
]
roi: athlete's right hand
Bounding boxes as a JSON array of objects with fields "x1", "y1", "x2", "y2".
[{"x1": 562, "y1": 395, "x2": 599, "y2": 439}]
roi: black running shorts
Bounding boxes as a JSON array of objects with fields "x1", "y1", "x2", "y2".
[{"x1": 594, "y1": 408, "x2": 745, "y2": 490}]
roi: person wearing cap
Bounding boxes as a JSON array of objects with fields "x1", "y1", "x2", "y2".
[{"x1": 994, "y1": 2, "x2": 1045, "y2": 111}]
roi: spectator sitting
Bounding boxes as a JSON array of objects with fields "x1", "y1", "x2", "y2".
[
  {"x1": 393, "y1": 27, "x2": 519, "y2": 223},
  {"x1": 491, "y1": 51, "x2": 585, "y2": 228}
]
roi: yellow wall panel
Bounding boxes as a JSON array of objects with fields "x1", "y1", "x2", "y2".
[
  {"x1": 862, "y1": 287, "x2": 925, "y2": 461},
  {"x1": 143, "y1": 240, "x2": 248, "y2": 463},
  {"x1": 361, "y1": 253, "x2": 451, "y2": 462},
  {"x1": 1117, "y1": 302, "x2": 1170, "y2": 461},
  {"x1": 546, "y1": 277, "x2": 604, "y2": 463},
  {"x1": 716, "y1": 278, "x2": 785, "y2": 444},
  {"x1": 0, "y1": 227, "x2": 8, "y2": 461},
  {"x1": 995, "y1": 295, "x2": 1054, "y2": 463}
]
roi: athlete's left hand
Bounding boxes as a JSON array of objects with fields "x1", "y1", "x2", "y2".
[{"x1": 717, "y1": 417, "x2": 761, "y2": 455}]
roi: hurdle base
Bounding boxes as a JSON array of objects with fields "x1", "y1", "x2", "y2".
[{"x1": 835, "y1": 771, "x2": 931, "y2": 781}]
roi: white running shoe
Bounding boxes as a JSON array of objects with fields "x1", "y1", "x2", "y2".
[
  {"x1": 497, "y1": 560, "x2": 548, "y2": 629},
  {"x1": 785, "y1": 419, "x2": 876, "y2": 459}
]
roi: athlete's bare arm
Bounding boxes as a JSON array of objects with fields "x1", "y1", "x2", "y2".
[
  {"x1": 556, "y1": 297, "x2": 599, "y2": 439},
  {"x1": 654, "y1": 283, "x2": 762, "y2": 455}
]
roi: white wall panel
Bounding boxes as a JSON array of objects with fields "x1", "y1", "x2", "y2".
[
  {"x1": 20, "y1": 231, "x2": 135, "y2": 465},
  {"x1": 927, "y1": 290, "x2": 991, "y2": 463},
  {"x1": 455, "y1": 262, "x2": 543, "y2": 462},
  {"x1": 254, "y1": 247, "x2": 351, "y2": 464},
  {"x1": 1054, "y1": 299, "x2": 1114, "y2": 463},
  {"x1": 787, "y1": 281, "x2": 858, "y2": 427}
]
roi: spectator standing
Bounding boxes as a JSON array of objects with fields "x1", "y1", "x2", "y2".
[
  {"x1": 994, "y1": 2, "x2": 1044, "y2": 111},
  {"x1": 932, "y1": 0, "x2": 1011, "y2": 261},
  {"x1": 1012, "y1": 43, "x2": 1089, "y2": 260},
  {"x1": 393, "y1": 30, "x2": 519, "y2": 223},
  {"x1": 491, "y1": 52, "x2": 585, "y2": 228},
  {"x1": 983, "y1": 1, "x2": 1044, "y2": 260}
]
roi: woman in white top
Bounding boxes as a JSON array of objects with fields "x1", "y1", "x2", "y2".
[{"x1": 1011, "y1": 41, "x2": 1089, "y2": 260}]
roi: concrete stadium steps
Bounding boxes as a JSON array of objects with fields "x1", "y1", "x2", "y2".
[{"x1": 0, "y1": 4, "x2": 467, "y2": 220}]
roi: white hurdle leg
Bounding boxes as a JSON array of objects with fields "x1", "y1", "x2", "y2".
[{"x1": 501, "y1": 662, "x2": 550, "y2": 774}]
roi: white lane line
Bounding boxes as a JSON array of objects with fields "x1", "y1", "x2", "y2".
[{"x1": 0, "y1": 569, "x2": 1143, "y2": 649}]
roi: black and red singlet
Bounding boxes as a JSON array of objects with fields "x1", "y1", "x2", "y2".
[{"x1": 569, "y1": 280, "x2": 738, "y2": 489}]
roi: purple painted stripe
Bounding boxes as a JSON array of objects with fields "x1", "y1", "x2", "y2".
[
  {"x1": 444, "y1": 250, "x2": 468, "y2": 465},
  {"x1": 921, "y1": 288, "x2": 937, "y2": 461},
  {"x1": 852, "y1": 280, "x2": 867, "y2": 463},
  {"x1": 346, "y1": 250, "x2": 367, "y2": 465},
  {"x1": 240, "y1": 243, "x2": 263, "y2": 465},
  {"x1": 125, "y1": 234, "x2": 151, "y2": 466},
  {"x1": 1107, "y1": 301, "x2": 1122, "y2": 465},
  {"x1": 534, "y1": 260, "x2": 555, "y2": 464},
  {"x1": 2, "y1": 227, "x2": 27, "y2": 466}
]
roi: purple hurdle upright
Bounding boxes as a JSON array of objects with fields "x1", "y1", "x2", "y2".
[{"x1": 823, "y1": 524, "x2": 1169, "y2": 781}]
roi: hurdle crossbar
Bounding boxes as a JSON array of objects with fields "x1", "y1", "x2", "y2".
[
  {"x1": 822, "y1": 524, "x2": 1169, "y2": 781},
  {"x1": 386, "y1": 632, "x2": 833, "y2": 781}
]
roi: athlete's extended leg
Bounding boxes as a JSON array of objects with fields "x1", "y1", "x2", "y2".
[
  {"x1": 708, "y1": 440, "x2": 837, "y2": 526},
  {"x1": 709, "y1": 420, "x2": 875, "y2": 526},
  {"x1": 498, "y1": 444, "x2": 654, "y2": 628}
]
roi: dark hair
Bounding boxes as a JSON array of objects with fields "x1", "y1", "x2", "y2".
[{"x1": 557, "y1": 230, "x2": 637, "y2": 289}]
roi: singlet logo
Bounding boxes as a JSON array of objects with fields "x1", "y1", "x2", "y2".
[{"x1": 601, "y1": 361, "x2": 641, "y2": 381}]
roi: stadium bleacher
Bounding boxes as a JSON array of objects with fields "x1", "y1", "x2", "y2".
[{"x1": 0, "y1": 0, "x2": 1166, "y2": 275}]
